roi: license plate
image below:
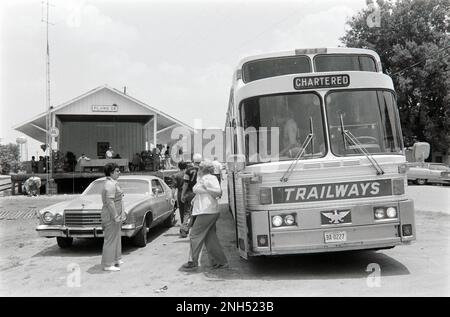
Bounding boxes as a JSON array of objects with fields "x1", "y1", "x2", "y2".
[{"x1": 324, "y1": 231, "x2": 347, "y2": 243}]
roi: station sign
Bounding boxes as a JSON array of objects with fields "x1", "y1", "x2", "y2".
[
  {"x1": 293, "y1": 74, "x2": 350, "y2": 90},
  {"x1": 92, "y1": 104, "x2": 118, "y2": 112},
  {"x1": 49, "y1": 127, "x2": 59, "y2": 138}
]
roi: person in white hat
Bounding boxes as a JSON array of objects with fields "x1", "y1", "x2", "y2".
[{"x1": 179, "y1": 153, "x2": 202, "y2": 238}]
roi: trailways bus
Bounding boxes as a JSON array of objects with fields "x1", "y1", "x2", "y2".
[{"x1": 225, "y1": 48, "x2": 416, "y2": 259}]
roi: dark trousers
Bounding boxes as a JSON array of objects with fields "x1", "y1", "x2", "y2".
[{"x1": 180, "y1": 194, "x2": 194, "y2": 235}]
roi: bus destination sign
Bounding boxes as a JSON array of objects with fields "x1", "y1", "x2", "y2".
[
  {"x1": 272, "y1": 179, "x2": 392, "y2": 204},
  {"x1": 293, "y1": 74, "x2": 350, "y2": 90}
]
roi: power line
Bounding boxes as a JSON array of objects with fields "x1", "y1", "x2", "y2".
[{"x1": 391, "y1": 45, "x2": 450, "y2": 77}]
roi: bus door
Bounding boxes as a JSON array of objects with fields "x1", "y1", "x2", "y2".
[{"x1": 235, "y1": 173, "x2": 249, "y2": 259}]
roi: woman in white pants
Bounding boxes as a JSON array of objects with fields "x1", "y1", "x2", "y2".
[
  {"x1": 101, "y1": 163, "x2": 126, "y2": 271},
  {"x1": 181, "y1": 161, "x2": 228, "y2": 270}
]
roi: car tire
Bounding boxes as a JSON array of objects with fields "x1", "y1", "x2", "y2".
[
  {"x1": 56, "y1": 237, "x2": 73, "y2": 248},
  {"x1": 133, "y1": 215, "x2": 150, "y2": 247},
  {"x1": 163, "y1": 211, "x2": 176, "y2": 227},
  {"x1": 416, "y1": 178, "x2": 427, "y2": 185}
]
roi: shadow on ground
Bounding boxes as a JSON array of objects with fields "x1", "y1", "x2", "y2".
[{"x1": 32, "y1": 225, "x2": 170, "y2": 258}]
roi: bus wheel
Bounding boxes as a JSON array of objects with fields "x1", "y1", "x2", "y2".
[{"x1": 416, "y1": 178, "x2": 427, "y2": 185}]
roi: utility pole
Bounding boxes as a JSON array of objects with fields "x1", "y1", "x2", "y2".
[{"x1": 42, "y1": 0, "x2": 54, "y2": 194}]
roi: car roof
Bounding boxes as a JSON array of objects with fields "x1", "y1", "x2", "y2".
[{"x1": 94, "y1": 175, "x2": 163, "y2": 181}]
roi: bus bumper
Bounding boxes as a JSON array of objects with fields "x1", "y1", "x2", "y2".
[{"x1": 248, "y1": 199, "x2": 415, "y2": 256}]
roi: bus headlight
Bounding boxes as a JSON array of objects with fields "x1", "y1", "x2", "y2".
[
  {"x1": 284, "y1": 214, "x2": 295, "y2": 226},
  {"x1": 272, "y1": 216, "x2": 283, "y2": 227},
  {"x1": 386, "y1": 207, "x2": 397, "y2": 218},
  {"x1": 374, "y1": 208, "x2": 385, "y2": 220}
]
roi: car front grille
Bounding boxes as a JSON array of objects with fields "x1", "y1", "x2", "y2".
[{"x1": 64, "y1": 211, "x2": 102, "y2": 227}]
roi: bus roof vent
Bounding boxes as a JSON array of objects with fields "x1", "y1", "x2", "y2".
[{"x1": 295, "y1": 48, "x2": 327, "y2": 55}]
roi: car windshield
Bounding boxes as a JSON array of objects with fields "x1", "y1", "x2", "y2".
[
  {"x1": 83, "y1": 179, "x2": 150, "y2": 195},
  {"x1": 240, "y1": 92, "x2": 326, "y2": 164},
  {"x1": 326, "y1": 90, "x2": 403, "y2": 156}
]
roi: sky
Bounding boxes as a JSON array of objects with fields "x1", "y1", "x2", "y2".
[{"x1": 0, "y1": 0, "x2": 369, "y2": 159}]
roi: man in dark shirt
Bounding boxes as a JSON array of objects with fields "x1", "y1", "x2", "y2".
[
  {"x1": 171, "y1": 161, "x2": 188, "y2": 224},
  {"x1": 179, "y1": 153, "x2": 202, "y2": 238}
]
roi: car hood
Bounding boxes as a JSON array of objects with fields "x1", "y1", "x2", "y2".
[{"x1": 42, "y1": 194, "x2": 150, "y2": 215}]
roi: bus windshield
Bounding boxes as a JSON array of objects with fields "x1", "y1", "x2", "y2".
[
  {"x1": 314, "y1": 54, "x2": 377, "y2": 72},
  {"x1": 326, "y1": 90, "x2": 403, "y2": 156},
  {"x1": 242, "y1": 56, "x2": 311, "y2": 83},
  {"x1": 240, "y1": 92, "x2": 326, "y2": 164}
]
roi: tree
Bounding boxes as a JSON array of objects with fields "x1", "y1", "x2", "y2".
[
  {"x1": 341, "y1": 0, "x2": 450, "y2": 155},
  {"x1": 0, "y1": 143, "x2": 22, "y2": 174}
]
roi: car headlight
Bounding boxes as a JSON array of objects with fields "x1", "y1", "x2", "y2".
[
  {"x1": 272, "y1": 215, "x2": 283, "y2": 227},
  {"x1": 43, "y1": 211, "x2": 54, "y2": 224},
  {"x1": 54, "y1": 214, "x2": 63, "y2": 224},
  {"x1": 386, "y1": 207, "x2": 397, "y2": 218}
]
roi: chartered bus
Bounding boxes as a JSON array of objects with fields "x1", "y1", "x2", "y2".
[{"x1": 225, "y1": 47, "x2": 416, "y2": 259}]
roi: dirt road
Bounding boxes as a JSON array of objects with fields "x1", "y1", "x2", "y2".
[{"x1": 0, "y1": 188, "x2": 449, "y2": 297}]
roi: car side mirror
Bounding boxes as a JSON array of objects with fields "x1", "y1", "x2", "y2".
[
  {"x1": 412, "y1": 142, "x2": 430, "y2": 163},
  {"x1": 226, "y1": 154, "x2": 246, "y2": 173}
]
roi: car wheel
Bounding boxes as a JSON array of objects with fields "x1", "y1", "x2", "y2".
[
  {"x1": 57, "y1": 237, "x2": 73, "y2": 248},
  {"x1": 163, "y1": 211, "x2": 176, "y2": 227},
  {"x1": 416, "y1": 178, "x2": 427, "y2": 185},
  {"x1": 132, "y1": 215, "x2": 150, "y2": 247}
]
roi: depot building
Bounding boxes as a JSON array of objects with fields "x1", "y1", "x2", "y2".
[{"x1": 14, "y1": 85, "x2": 194, "y2": 161}]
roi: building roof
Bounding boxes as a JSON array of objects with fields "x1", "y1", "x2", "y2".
[{"x1": 13, "y1": 85, "x2": 194, "y2": 143}]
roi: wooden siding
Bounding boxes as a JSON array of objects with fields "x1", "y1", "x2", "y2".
[
  {"x1": 55, "y1": 88, "x2": 155, "y2": 116},
  {"x1": 59, "y1": 121, "x2": 145, "y2": 161}
]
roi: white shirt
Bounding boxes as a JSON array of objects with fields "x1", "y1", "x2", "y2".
[
  {"x1": 106, "y1": 150, "x2": 113, "y2": 158},
  {"x1": 192, "y1": 174, "x2": 222, "y2": 216}
]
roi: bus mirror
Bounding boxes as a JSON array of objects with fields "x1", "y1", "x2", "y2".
[
  {"x1": 226, "y1": 154, "x2": 246, "y2": 172},
  {"x1": 412, "y1": 142, "x2": 430, "y2": 163}
]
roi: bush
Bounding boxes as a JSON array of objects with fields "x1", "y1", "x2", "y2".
[{"x1": 0, "y1": 143, "x2": 22, "y2": 174}]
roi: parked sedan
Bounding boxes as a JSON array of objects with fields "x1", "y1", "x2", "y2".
[
  {"x1": 407, "y1": 163, "x2": 450, "y2": 185},
  {"x1": 36, "y1": 175, "x2": 176, "y2": 248}
]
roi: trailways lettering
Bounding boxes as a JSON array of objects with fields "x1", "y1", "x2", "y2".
[{"x1": 272, "y1": 179, "x2": 392, "y2": 203}]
